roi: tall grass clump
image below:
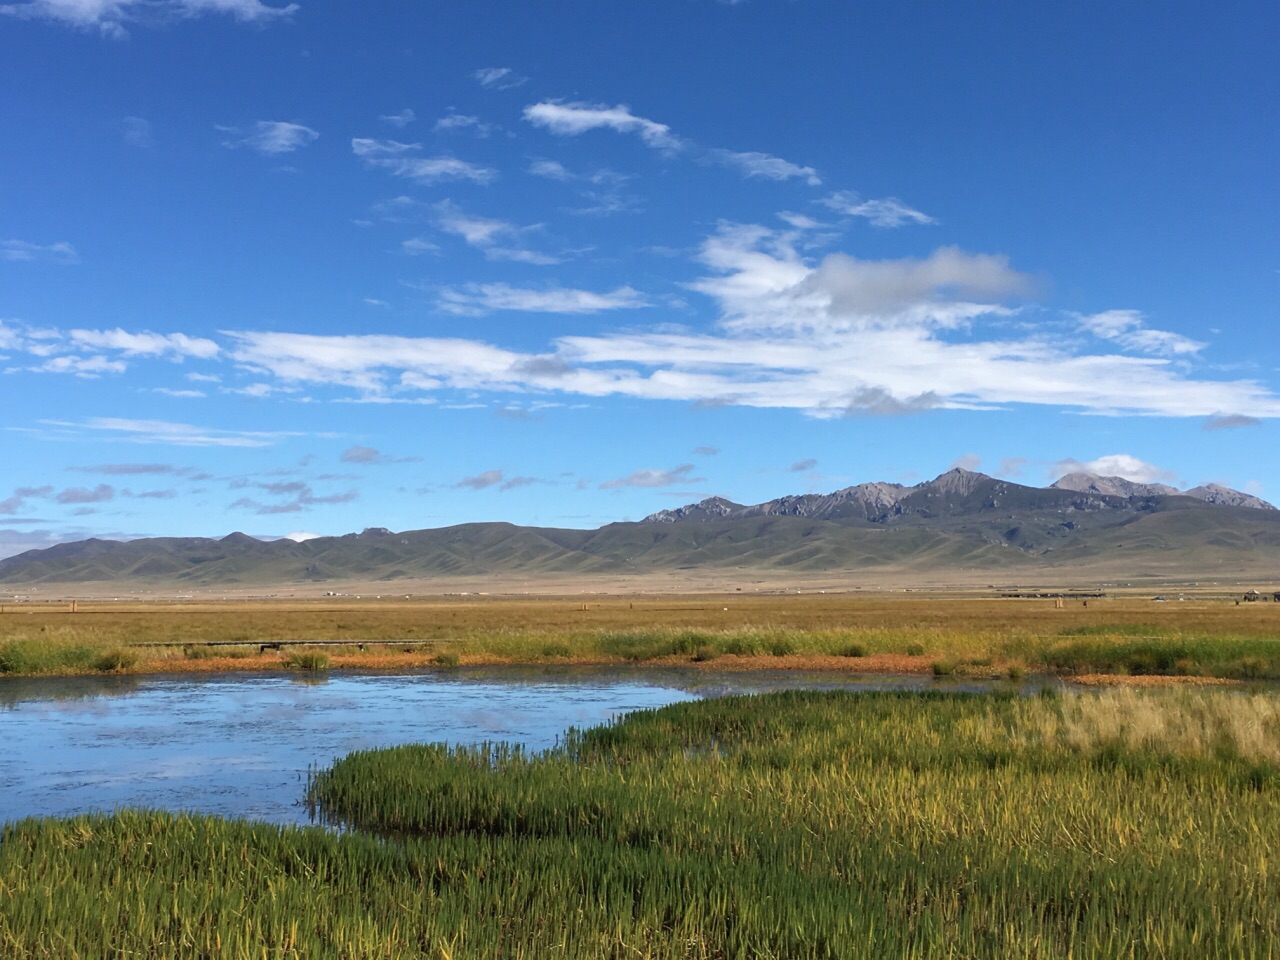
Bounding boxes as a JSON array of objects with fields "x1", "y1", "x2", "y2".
[
  {"x1": 0, "y1": 637, "x2": 100, "y2": 675},
  {"x1": 284, "y1": 651, "x2": 330, "y2": 671},
  {"x1": 91, "y1": 648, "x2": 137, "y2": 672},
  {"x1": 1038, "y1": 634, "x2": 1280, "y2": 679}
]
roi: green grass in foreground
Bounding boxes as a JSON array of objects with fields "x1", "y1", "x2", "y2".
[{"x1": 3, "y1": 689, "x2": 1280, "y2": 958}]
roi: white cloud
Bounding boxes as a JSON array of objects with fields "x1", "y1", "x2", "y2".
[
  {"x1": 152, "y1": 387, "x2": 205, "y2": 398},
  {"x1": 1054, "y1": 454, "x2": 1176, "y2": 484},
  {"x1": 176, "y1": 222, "x2": 1280, "y2": 422},
  {"x1": 777, "y1": 212, "x2": 824, "y2": 230},
  {"x1": 352, "y1": 138, "x2": 418, "y2": 158},
  {"x1": 283, "y1": 530, "x2": 321, "y2": 542},
  {"x1": 434, "y1": 111, "x2": 497, "y2": 136},
  {"x1": 1078, "y1": 309, "x2": 1204, "y2": 357},
  {"x1": 0, "y1": 0, "x2": 296, "y2": 37},
  {"x1": 474, "y1": 67, "x2": 527, "y2": 90},
  {"x1": 352, "y1": 139, "x2": 496, "y2": 184},
  {"x1": 523, "y1": 101, "x2": 681, "y2": 151},
  {"x1": 710, "y1": 149, "x2": 820, "y2": 186},
  {"x1": 438, "y1": 284, "x2": 649, "y2": 316},
  {"x1": 2, "y1": 239, "x2": 79, "y2": 264},
  {"x1": 69, "y1": 328, "x2": 219, "y2": 359},
  {"x1": 822, "y1": 191, "x2": 936, "y2": 228},
  {"x1": 379, "y1": 109, "x2": 415, "y2": 128},
  {"x1": 220, "y1": 121, "x2": 318, "y2": 156},
  {"x1": 33, "y1": 355, "x2": 126, "y2": 377},
  {"x1": 433, "y1": 200, "x2": 558, "y2": 264},
  {"x1": 528, "y1": 159, "x2": 572, "y2": 181}
]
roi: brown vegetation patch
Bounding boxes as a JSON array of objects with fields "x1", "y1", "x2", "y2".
[{"x1": 1072, "y1": 673, "x2": 1243, "y2": 687}]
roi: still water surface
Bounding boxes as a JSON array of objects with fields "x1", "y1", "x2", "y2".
[{"x1": 0, "y1": 667, "x2": 1015, "y2": 827}]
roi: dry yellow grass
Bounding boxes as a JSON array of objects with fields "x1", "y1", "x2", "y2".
[{"x1": 3, "y1": 592, "x2": 1279, "y2": 678}]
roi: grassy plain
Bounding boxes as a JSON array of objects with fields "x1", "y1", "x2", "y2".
[
  {"x1": 3, "y1": 688, "x2": 1279, "y2": 957},
  {"x1": 3, "y1": 592, "x2": 1280, "y2": 679}
]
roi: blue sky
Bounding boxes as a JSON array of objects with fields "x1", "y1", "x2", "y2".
[{"x1": 1, "y1": 0, "x2": 1278, "y2": 557}]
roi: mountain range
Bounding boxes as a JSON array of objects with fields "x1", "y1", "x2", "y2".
[{"x1": 2, "y1": 470, "x2": 1278, "y2": 588}]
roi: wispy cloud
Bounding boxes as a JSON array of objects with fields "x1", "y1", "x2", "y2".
[
  {"x1": 432, "y1": 199, "x2": 559, "y2": 264},
  {"x1": 438, "y1": 283, "x2": 648, "y2": 316},
  {"x1": 1077, "y1": 309, "x2": 1204, "y2": 357},
  {"x1": 601, "y1": 464, "x2": 705, "y2": 489},
  {"x1": 474, "y1": 67, "x2": 527, "y2": 90},
  {"x1": 32, "y1": 355, "x2": 127, "y2": 377},
  {"x1": 2, "y1": 239, "x2": 79, "y2": 264},
  {"x1": 379, "y1": 108, "x2": 415, "y2": 128},
  {"x1": 231, "y1": 483, "x2": 357, "y2": 515},
  {"x1": 0, "y1": 485, "x2": 53, "y2": 515},
  {"x1": 400, "y1": 237, "x2": 440, "y2": 257},
  {"x1": 822, "y1": 191, "x2": 936, "y2": 228},
  {"x1": 456, "y1": 469, "x2": 503, "y2": 490},
  {"x1": 44, "y1": 417, "x2": 302, "y2": 447},
  {"x1": 790, "y1": 458, "x2": 817, "y2": 472},
  {"x1": 153, "y1": 387, "x2": 205, "y2": 398},
  {"x1": 70, "y1": 463, "x2": 192, "y2": 476},
  {"x1": 219, "y1": 120, "x2": 318, "y2": 156},
  {"x1": 340, "y1": 445, "x2": 418, "y2": 465},
  {"x1": 1, "y1": 320, "x2": 221, "y2": 378},
  {"x1": 56, "y1": 484, "x2": 114, "y2": 505},
  {"x1": 524, "y1": 99, "x2": 825, "y2": 194},
  {"x1": 528, "y1": 159, "x2": 572, "y2": 181},
  {"x1": 352, "y1": 138, "x2": 496, "y2": 184},
  {"x1": 524, "y1": 101, "x2": 681, "y2": 151},
  {"x1": 434, "y1": 111, "x2": 497, "y2": 137},
  {"x1": 0, "y1": 0, "x2": 297, "y2": 38},
  {"x1": 454, "y1": 469, "x2": 539, "y2": 492},
  {"x1": 69, "y1": 328, "x2": 219, "y2": 359},
  {"x1": 710, "y1": 150, "x2": 820, "y2": 186},
  {"x1": 1205, "y1": 413, "x2": 1262, "y2": 431}
]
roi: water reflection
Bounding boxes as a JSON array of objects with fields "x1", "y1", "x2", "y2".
[
  {"x1": 0, "y1": 674, "x2": 142, "y2": 710},
  {"x1": 0, "y1": 667, "x2": 1054, "y2": 828}
]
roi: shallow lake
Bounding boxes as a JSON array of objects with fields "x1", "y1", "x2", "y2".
[{"x1": 0, "y1": 667, "x2": 1031, "y2": 827}]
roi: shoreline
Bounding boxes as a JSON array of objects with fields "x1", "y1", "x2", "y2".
[{"x1": 0, "y1": 650, "x2": 1248, "y2": 687}]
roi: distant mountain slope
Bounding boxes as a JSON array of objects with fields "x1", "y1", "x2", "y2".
[
  {"x1": 647, "y1": 469, "x2": 1274, "y2": 524},
  {"x1": 2, "y1": 469, "x2": 1276, "y2": 586}
]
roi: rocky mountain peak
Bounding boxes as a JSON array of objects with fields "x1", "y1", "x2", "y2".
[
  {"x1": 643, "y1": 496, "x2": 741, "y2": 524},
  {"x1": 918, "y1": 467, "x2": 993, "y2": 498}
]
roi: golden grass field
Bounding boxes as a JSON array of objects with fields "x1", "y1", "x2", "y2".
[{"x1": 3, "y1": 589, "x2": 1280, "y2": 680}]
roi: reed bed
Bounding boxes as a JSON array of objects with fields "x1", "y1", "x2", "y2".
[
  {"x1": 3, "y1": 689, "x2": 1278, "y2": 957},
  {"x1": 4, "y1": 595, "x2": 1280, "y2": 677}
]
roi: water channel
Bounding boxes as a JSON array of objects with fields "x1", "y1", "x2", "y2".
[{"x1": 0, "y1": 667, "x2": 1034, "y2": 827}]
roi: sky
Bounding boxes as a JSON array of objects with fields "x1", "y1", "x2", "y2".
[{"x1": 1, "y1": 0, "x2": 1278, "y2": 558}]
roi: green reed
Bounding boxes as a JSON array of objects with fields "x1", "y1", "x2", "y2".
[{"x1": 4, "y1": 689, "x2": 1278, "y2": 957}]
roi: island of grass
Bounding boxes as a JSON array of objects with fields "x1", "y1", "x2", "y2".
[{"x1": 2, "y1": 687, "x2": 1278, "y2": 957}]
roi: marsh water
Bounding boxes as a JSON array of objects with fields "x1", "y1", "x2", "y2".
[{"x1": 0, "y1": 667, "x2": 1033, "y2": 827}]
